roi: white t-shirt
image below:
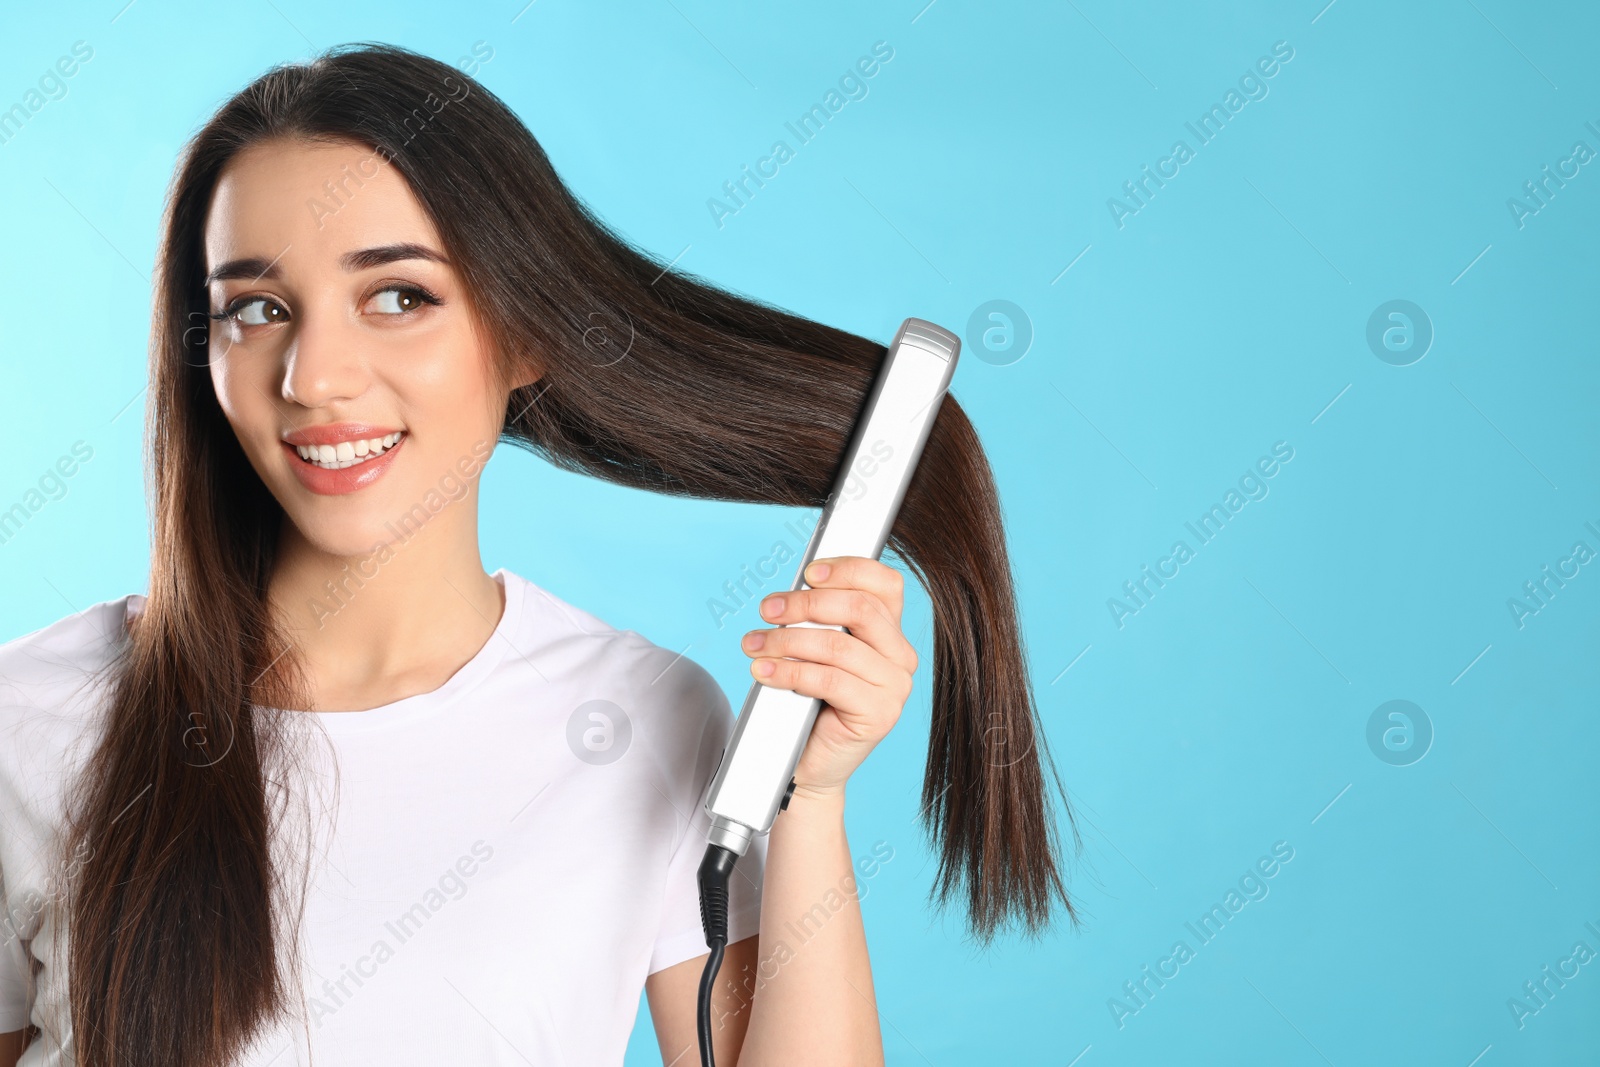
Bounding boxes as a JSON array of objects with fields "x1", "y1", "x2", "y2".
[{"x1": 0, "y1": 568, "x2": 765, "y2": 1065}]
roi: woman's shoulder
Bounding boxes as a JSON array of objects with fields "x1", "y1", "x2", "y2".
[
  {"x1": 0, "y1": 592, "x2": 139, "y2": 724},
  {"x1": 0, "y1": 593, "x2": 138, "y2": 809},
  {"x1": 503, "y1": 571, "x2": 734, "y2": 818},
  {"x1": 504, "y1": 570, "x2": 730, "y2": 722}
]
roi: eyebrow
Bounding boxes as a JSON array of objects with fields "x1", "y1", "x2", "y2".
[{"x1": 203, "y1": 242, "x2": 449, "y2": 286}]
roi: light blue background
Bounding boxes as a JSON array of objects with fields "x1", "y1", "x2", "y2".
[{"x1": 2, "y1": 2, "x2": 1596, "y2": 1064}]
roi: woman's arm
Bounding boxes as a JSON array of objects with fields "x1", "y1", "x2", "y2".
[
  {"x1": 646, "y1": 935, "x2": 759, "y2": 1064},
  {"x1": 734, "y1": 784, "x2": 881, "y2": 1065},
  {"x1": 0, "y1": 1028, "x2": 25, "y2": 1067},
  {"x1": 646, "y1": 788, "x2": 880, "y2": 1066},
  {"x1": 650, "y1": 555, "x2": 915, "y2": 1066}
]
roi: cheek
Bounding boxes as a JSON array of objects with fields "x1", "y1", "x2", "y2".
[
  {"x1": 207, "y1": 343, "x2": 244, "y2": 421},
  {"x1": 207, "y1": 341, "x2": 275, "y2": 449},
  {"x1": 405, "y1": 320, "x2": 504, "y2": 421}
]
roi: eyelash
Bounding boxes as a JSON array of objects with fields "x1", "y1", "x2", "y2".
[{"x1": 207, "y1": 284, "x2": 443, "y2": 325}]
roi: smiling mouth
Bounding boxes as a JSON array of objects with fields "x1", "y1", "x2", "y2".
[{"x1": 292, "y1": 432, "x2": 406, "y2": 469}]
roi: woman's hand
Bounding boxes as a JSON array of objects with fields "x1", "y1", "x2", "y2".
[{"x1": 741, "y1": 555, "x2": 918, "y2": 802}]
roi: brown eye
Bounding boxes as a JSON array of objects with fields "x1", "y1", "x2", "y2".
[
  {"x1": 224, "y1": 298, "x2": 288, "y2": 326},
  {"x1": 369, "y1": 285, "x2": 439, "y2": 315}
]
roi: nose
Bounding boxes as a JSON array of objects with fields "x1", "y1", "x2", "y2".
[{"x1": 279, "y1": 302, "x2": 370, "y2": 408}]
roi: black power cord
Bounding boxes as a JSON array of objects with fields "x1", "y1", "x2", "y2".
[{"x1": 696, "y1": 844, "x2": 739, "y2": 1067}]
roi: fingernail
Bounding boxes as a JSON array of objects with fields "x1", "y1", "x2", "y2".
[
  {"x1": 755, "y1": 660, "x2": 775, "y2": 676},
  {"x1": 762, "y1": 596, "x2": 784, "y2": 618},
  {"x1": 806, "y1": 561, "x2": 830, "y2": 583},
  {"x1": 743, "y1": 631, "x2": 765, "y2": 651}
]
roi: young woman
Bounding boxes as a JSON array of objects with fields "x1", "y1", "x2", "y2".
[{"x1": 0, "y1": 43, "x2": 1074, "y2": 1067}]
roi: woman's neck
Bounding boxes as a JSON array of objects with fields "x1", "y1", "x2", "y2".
[{"x1": 265, "y1": 517, "x2": 505, "y2": 712}]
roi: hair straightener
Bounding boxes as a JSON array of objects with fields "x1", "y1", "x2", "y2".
[{"x1": 694, "y1": 317, "x2": 960, "y2": 1067}]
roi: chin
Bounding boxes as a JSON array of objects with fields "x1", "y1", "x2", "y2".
[
  {"x1": 256, "y1": 435, "x2": 476, "y2": 563},
  {"x1": 267, "y1": 449, "x2": 452, "y2": 560},
  {"x1": 283, "y1": 503, "x2": 407, "y2": 560}
]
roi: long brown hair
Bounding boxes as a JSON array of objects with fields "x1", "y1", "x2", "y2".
[{"x1": 58, "y1": 41, "x2": 1078, "y2": 1067}]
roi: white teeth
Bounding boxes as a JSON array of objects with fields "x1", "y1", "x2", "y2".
[{"x1": 293, "y1": 432, "x2": 404, "y2": 470}]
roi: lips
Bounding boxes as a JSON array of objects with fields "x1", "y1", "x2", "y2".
[
  {"x1": 282, "y1": 423, "x2": 403, "y2": 447},
  {"x1": 280, "y1": 423, "x2": 407, "y2": 496}
]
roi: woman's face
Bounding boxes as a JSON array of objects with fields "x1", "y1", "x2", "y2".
[{"x1": 202, "y1": 136, "x2": 535, "y2": 559}]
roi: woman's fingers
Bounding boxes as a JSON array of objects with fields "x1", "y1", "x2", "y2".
[
  {"x1": 755, "y1": 560, "x2": 917, "y2": 677},
  {"x1": 751, "y1": 558, "x2": 920, "y2": 794},
  {"x1": 804, "y1": 555, "x2": 905, "y2": 626},
  {"x1": 746, "y1": 642, "x2": 885, "y2": 729},
  {"x1": 742, "y1": 623, "x2": 901, "y2": 692}
]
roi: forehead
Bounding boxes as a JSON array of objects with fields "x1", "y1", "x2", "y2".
[{"x1": 203, "y1": 137, "x2": 441, "y2": 271}]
